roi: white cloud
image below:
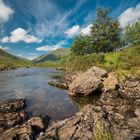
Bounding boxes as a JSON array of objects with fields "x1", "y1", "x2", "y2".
[
  {"x1": 1, "y1": 28, "x2": 41, "y2": 43},
  {"x1": 80, "y1": 24, "x2": 92, "y2": 35},
  {"x1": 0, "y1": 45, "x2": 10, "y2": 50},
  {"x1": 65, "y1": 25, "x2": 80, "y2": 37},
  {"x1": 0, "y1": 0, "x2": 14, "y2": 23},
  {"x1": 36, "y1": 41, "x2": 65, "y2": 51},
  {"x1": 65, "y1": 24, "x2": 92, "y2": 37},
  {"x1": 119, "y1": 4, "x2": 140, "y2": 28}
]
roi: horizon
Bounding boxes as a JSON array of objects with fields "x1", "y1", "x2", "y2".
[{"x1": 0, "y1": 0, "x2": 140, "y2": 60}]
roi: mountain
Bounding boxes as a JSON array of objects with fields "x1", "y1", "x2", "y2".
[
  {"x1": 33, "y1": 48, "x2": 70, "y2": 63},
  {"x1": 0, "y1": 49, "x2": 31, "y2": 68}
]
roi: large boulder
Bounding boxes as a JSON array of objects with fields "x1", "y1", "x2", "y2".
[{"x1": 69, "y1": 66, "x2": 107, "y2": 96}]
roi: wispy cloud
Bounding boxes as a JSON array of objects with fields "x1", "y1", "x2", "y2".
[
  {"x1": 1, "y1": 28, "x2": 41, "y2": 43},
  {"x1": 0, "y1": 0, "x2": 14, "y2": 23},
  {"x1": 65, "y1": 25, "x2": 80, "y2": 37},
  {"x1": 36, "y1": 41, "x2": 66, "y2": 52},
  {"x1": 22, "y1": 0, "x2": 87, "y2": 39},
  {"x1": 119, "y1": 4, "x2": 140, "y2": 28}
]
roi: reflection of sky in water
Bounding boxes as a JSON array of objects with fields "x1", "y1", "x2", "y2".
[{"x1": 0, "y1": 68, "x2": 78, "y2": 120}]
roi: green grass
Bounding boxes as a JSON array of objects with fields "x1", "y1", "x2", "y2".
[
  {"x1": 93, "y1": 113, "x2": 113, "y2": 140},
  {"x1": 0, "y1": 49, "x2": 33, "y2": 68},
  {"x1": 33, "y1": 48, "x2": 70, "y2": 63},
  {"x1": 40, "y1": 45, "x2": 140, "y2": 80}
]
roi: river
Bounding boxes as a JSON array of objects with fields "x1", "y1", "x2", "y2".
[{"x1": 0, "y1": 67, "x2": 95, "y2": 120}]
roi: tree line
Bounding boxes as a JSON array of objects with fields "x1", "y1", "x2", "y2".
[{"x1": 71, "y1": 8, "x2": 140, "y2": 55}]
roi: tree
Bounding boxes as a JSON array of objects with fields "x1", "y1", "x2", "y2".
[
  {"x1": 71, "y1": 8, "x2": 122, "y2": 55},
  {"x1": 71, "y1": 35, "x2": 91, "y2": 55},
  {"x1": 123, "y1": 20, "x2": 140, "y2": 46},
  {"x1": 90, "y1": 8, "x2": 122, "y2": 53}
]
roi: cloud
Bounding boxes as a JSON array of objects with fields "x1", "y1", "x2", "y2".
[
  {"x1": 0, "y1": 0, "x2": 14, "y2": 23},
  {"x1": 65, "y1": 24, "x2": 92, "y2": 37},
  {"x1": 0, "y1": 45, "x2": 10, "y2": 50},
  {"x1": 119, "y1": 4, "x2": 140, "y2": 28},
  {"x1": 36, "y1": 41, "x2": 65, "y2": 52},
  {"x1": 80, "y1": 24, "x2": 92, "y2": 35},
  {"x1": 65, "y1": 25, "x2": 80, "y2": 37},
  {"x1": 1, "y1": 28, "x2": 41, "y2": 43},
  {"x1": 21, "y1": 0, "x2": 87, "y2": 39}
]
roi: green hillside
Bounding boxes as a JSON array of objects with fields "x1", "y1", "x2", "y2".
[
  {"x1": 0, "y1": 49, "x2": 32, "y2": 68},
  {"x1": 33, "y1": 48, "x2": 70, "y2": 63},
  {"x1": 60, "y1": 45, "x2": 140, "y2": 80}
]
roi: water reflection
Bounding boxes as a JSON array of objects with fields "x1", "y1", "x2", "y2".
[
  {"x1": 0, "y1": 68, "x2": 78, "y2": 120},
  {"x1": 0, "y1": 68, "x2": 98, "y2": 120}
]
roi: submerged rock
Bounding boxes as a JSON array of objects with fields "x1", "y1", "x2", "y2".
[
  {"x1": 48, "y1": 80, "x2": 68, "y2": 89},
  {"x1": 69, "y1": 66, "x2": 107, "y2": 96}
]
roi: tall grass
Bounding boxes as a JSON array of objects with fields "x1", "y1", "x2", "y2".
[{"x1": 93, "y1": 114, "x2": 113, "y2": 140}]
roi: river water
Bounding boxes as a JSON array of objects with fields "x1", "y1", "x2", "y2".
[{"x1": 0, "y1": 68, "x2": 95, "y2": 120}]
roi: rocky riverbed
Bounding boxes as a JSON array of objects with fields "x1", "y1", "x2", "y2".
[{"x1": 0, "y1": 66, "x2": 140, "y2": 140}]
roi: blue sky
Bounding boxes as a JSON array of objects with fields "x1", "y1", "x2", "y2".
[{"x1": 0, "y1": 0, "x2": 140, "y2": 59}]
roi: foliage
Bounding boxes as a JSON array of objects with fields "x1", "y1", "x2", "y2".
[
  {"x1": 71, "y1": 35, "x2": 91, "y2": 55},
  {"x1": 0, "y1": 49, "x2": 33, "y2": 68},
  {"x1": 58, "y1": 45, "x2": 140, "y2": 80},
  {"x1": 71, "y1": 8, "x2": 122, "y2": 55},
  {"x1": 123, "y1": 20, "x2": 140, "y2": 46},
  {"x1": 60, "y1": 53, "x2": 105, "y2": 71},
  {"x1": 90, "y1": 8, "x2": 122, "y2": 53}
]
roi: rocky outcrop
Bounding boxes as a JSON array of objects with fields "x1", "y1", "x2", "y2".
[
  {"x1": 0, "y1": 99, "x2": 50, "y2": 140},
  {"x1": 69, "y1": 66, "x2": 107, "y2": 96},
  {"x1": 37, "y1": 105, "x2": 95, "y2": 140},
  {"x1": 38, "y1": 80, "x2": 140, "y2": 140},
  {"x1": 0, "y1": 99, "x2": 26, "y2": 112},
  {"x1": 1, "y1": 66, "x2": 140, "y2": 140},
  {"x1": 0, "y1": 66, "x2": 16, "y2": 72},
  {"x1": 1, "y1": 116, "x2": 49, "y2": 140},
  {"x1": 48, "y1": 80, "x2": 68, "y2": 89},
  {"x1": 119, "y1": 80, "x2": 140, "y2": 99},
  {"x1": 0, "y1": 99, "x2": 27, "y2": 133}
]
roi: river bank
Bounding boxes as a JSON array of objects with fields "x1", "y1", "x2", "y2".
[{"x1": 0, "y1": 66, "x2": 140, "y2": 139}]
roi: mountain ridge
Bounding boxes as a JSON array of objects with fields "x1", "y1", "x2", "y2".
[{"x1": 33, "y1": 48, "x2": 70, "y2": 63}]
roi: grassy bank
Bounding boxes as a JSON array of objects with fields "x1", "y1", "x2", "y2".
[
  {"x1": 40, "y1": 45, "x2": 140, "y2": 80},
  {"x1": 0, "y1": 49, "x2": 33, "y2": 68}
]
